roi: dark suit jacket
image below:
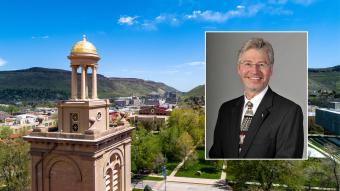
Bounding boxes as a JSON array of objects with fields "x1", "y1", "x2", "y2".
[{"x1": 209, "y1": 87, "x2": 304, "y2": 158}]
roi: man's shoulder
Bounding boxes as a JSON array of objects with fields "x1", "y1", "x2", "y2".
[
  {"x1": 220, "y1": 96, "x2": 243, "y2": 109},
  {"x1": 271, "y1": 91, "x2": 301, "y2": 110}
]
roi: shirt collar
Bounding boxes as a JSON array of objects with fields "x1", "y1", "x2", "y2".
[{"x1": 243, "y1": 86, "x2": 268, "y2": 114}]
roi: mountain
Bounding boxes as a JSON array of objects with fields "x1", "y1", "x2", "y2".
[
  {"x1": 308, "y1": 65, "x2": 340, "y2": 94},
  {"x1": 0, "y1": 67, "x2": 178, "y2": 102},
  {"x1": 184, "y1": 85, "x2": 205, "y2": 97}
]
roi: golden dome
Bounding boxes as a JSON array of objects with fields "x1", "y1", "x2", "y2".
[{"x1": 70, "y1": 35, "x2": 98, "y2": 55}]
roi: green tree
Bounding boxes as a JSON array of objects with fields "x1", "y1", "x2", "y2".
[
  {"x1": 323, "y1": 144, "x2": 340, "y2": 191},
  {"x1": 0, "y1": 126, "x2": 12, "y2": 139},
  {"x1": 304, "y1": 158, "x2": 328, "y2": 190},
  {"x1": 131, "y1": 126, "x2": 163, "y2": 173},
  {"x1": 182, "y1": 151, "x2": 198, "y2": 170},
  {"x1": 159, "y1": 107, "x2": 204, "y2": 163},
  {"x1": 175, "y1": 131, "x2": 194, "y2": 162},
  {"x1": 167, "y1": 108, "x2": 204, "y2": 146},
  {"x1": 159, "y1": 124, "x2": 181, "y2": 162},
  {"x1": 0, "y1": 105, "x2": 19, "y2": 115},
  {"x1": 228, "y1": 161, "x2": 304, "y2": 190},
  {"x1": 0, "y1": 127, "x2": 30, "y2": 191}
]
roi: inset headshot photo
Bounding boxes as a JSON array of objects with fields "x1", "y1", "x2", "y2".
[{"x1": 205, "y1": 32, "x2": 308, "y2": 159}]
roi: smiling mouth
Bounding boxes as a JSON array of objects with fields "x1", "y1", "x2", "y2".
[{"x1": 247, "y1": 76, "x2": 262, "y2": 80}]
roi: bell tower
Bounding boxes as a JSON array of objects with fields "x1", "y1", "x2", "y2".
[{"x1": 24, "y1": 36, "x2": 133, "y2": 191}]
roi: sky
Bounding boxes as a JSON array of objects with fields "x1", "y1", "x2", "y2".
[{"x1": 0, "y1": 0, "x2": 339, "y2": 92}]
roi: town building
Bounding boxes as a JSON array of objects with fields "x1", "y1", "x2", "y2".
[
  {"x1": 143, "y1": 91, "x2": 165, "y2": 106},
  {"x1": 35, "y1": 107, "x2": 58, "y2": 115},
  {"x1": 330, "y1": 101, "x2": 340, "y2": 110},
  {"x1": 147, "y1": 91, "x2": 161, "y2": 100},
  {"x1": 165, "y1": 91, "x2": 178, "y2": 104},
  {"x1": 139, "y1": 105, "x2": 169, "y2": 115},
  {"x1": 15, "y1": 114, "x2": 37, "y2": 125},
  {"x1": 114, "y1": 96, "x2": 142, "y2": 107},
  {"x1": 24, "y1": 36, "x2": 133, "y2": 191},
  {"x1": 129, "y1": 105, "x2": 170, "y2": 131},
  {"x1": 0, "y1": 111, "x2": 10, "y2": 122},
  {"x1": 315, "y1": 108, "x2": 340, "y2": 135},
  {"x1": 114, "y1": 99, "x2": 129, "y2": 107},
  {"x1": 131, "y1": 96, "x2": 142, "y2": 106}
]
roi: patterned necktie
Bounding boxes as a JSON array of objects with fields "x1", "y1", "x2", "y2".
[{"x1": 239, "y1": 101, "x2": 253, "y2": 152}]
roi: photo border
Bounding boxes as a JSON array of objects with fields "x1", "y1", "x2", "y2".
[{"x1": 204, "y1": 31, "x2": 309, "y2": 160}]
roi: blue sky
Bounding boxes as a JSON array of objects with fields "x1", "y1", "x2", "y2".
[{"x1": 0, "y1": 0, "x2": 339, "y2": 92}]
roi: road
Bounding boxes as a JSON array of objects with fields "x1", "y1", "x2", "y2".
[{"x1": 132, "y1": 180, "x2": 231, "y2": 191}]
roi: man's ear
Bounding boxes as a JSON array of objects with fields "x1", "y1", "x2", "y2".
[{"x1": 269, "y1": 65, "x2": 273, "y2": 76}]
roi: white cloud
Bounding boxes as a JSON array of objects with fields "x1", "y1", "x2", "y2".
[
  {"x1": 141, "y1": 14, "x2": 180, "y2": 30},
  {"x1": 155, "y1": 15, "x2": 166, "y2": 22},
  {"x1": 141, "y1": 21, "x2": 158, "y2": 31},
  {"x1": 237, "y1": 5, "x2": 245, "y2": 9},
  {"x1": 0, "y1": 58, "x2": 7, "y2": 66},
  {"x1": 185, "y1": 10, "x2": 232, "y2": 22},
  {"x1": 269, "y1": 0, "x2": 316, "y2": 5},
  {"x1": 247, "y1": 4, "x2": 265, "y2": 16},
  {"x1": 119, "y1": 0, "x2": 313, "y2": 29},
  {"x1": 118, "y1": 16, "x2": 138, "y2": 26},
  {"x1": 187, "y1": 61, "x2": 205, "y2": 66},
  {"x1": 267, "y1": 6, "x2": 293, "y2": 15},
  {"x1": 154, "y1": 14, "x2": 179, "y2": 25},
  {"x1": 173, "y1": 61, "x2": 205, "y2": 68},
  {"x1": 184, "y1": 4, "x2": 264, "y2": 23},
  {"x1": 118, "y1": 14, "x2": 180, "y2": 30}
]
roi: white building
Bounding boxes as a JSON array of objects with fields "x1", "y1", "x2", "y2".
[{"x1": 15, "y1": 114, "x2": 38, "y2": 125}]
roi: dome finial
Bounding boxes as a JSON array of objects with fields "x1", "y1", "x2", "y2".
[{"x1": 82, "y1": 34, "x2": 87, "y2": 41}]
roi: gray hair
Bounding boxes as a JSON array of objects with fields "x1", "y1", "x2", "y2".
[{"x1": 238, "y1": 38, "x2": 274, "y2": 65}]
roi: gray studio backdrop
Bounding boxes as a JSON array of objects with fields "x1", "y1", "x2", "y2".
[{"x1": 205, "y1": 32, "x2": 308, "y2": 159}]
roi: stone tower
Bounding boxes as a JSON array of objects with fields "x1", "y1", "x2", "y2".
[{"x1": 24, "y1": 36, "x2": 133, "y2": 191}]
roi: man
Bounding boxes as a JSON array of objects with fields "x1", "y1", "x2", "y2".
[{"x1": 209, "y1": 38, "x2": 304, "y2": 158}]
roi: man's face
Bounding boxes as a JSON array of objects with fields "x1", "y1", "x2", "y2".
[{"x1": 237, "y1": 48, "x2": 272, "y2": 95}]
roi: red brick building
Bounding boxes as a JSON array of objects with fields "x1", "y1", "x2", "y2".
[{"x1": 139, "y1": 106, "x2": 169, "y2": 115}]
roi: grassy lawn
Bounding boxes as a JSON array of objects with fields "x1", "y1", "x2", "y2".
[
  {"x1": 153, "y1": 159, "x2": 180, "y2": 176},
  {"x1": 132, "y1": 174, "x2": 164, "y2": 181},
  {"x1": 165, "y1": 161, "x2": 179, "y2": 175},
  {"x1": 142, "y1": 176, "x2": 164, "y2": 181},
  {"x1": 175, "y1": 148, "x2": 221, "y2": 179}
]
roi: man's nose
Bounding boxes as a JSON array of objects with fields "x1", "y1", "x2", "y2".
[{"x1": 249, "y1": 64, "x2": 261, "y2": 73}]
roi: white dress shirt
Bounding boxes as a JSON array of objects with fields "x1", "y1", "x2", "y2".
[{"x1": 241, "y1": 86, "x2": 269, "y2": 123}]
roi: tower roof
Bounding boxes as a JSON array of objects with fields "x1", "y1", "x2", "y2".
[{"x1": 70, "y1": 35, "x2": 98, "y2": 55}]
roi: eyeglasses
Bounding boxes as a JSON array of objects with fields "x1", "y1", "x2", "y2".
[{"x1": 239, "y1": 61, "x2": 271, "y2": 70}]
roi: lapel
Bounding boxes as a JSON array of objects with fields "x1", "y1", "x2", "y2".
[
  {"x1": 230, "y1": 96, "x2": 244, "y2": 157},
  {"x1": 239, "y1": 87, "x2": 274, "y2": 157}
]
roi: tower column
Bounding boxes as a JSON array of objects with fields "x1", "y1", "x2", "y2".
[
  {"x1": 81, "y1": 65, "x2": 86, "y2": 99},
  {"x1": 85, "y1": 66, "x2": 89, "y2": 99},
  {"x1": 91, "y1": 65, "x2": 97, "y2": 99},
  {"x1": 71, "y1": 65, "x2": 78, "y2": 99}
]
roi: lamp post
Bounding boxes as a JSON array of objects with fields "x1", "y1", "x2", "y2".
[{"x1": 161, "y1": 165, "x2": 167, "y2": 191}]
